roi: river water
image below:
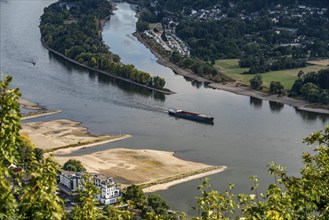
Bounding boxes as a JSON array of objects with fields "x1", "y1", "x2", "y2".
[{"x1": 1, "y1": 0, "x2": 328, "y2": 214}]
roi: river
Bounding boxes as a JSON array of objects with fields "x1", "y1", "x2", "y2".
[{"x1": 1, "y1": 0, "x2": 328, "y2": 214}]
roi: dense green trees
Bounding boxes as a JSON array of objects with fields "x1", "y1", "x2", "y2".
[
  {"x1": 249, "y1": 74, "x2": 263, "y2": 90},
  {"x1": 290, "y1": 68, "x2": 329, "y2": 104},
  {"x1": 122, "y1": 184, "x2": 147, "y2": 209},
  {"x1": 63, "y1": 159, "x2": 86, "y2": 172},
  {"x1": 40, "y1": 0, "x2": 166, "y2": 89},
  {"x1": 143, "y1": 0, "x2": 329, "y2": 74},
  {"x1": 175, "y1": 15, "x2": 321, "y2": 74},
  {"x1": 0, "y1": 75, "x2": 65, "y2": 219},
  {"x1": 269, "y1": 81, "x2": 284, "y2": 95}
]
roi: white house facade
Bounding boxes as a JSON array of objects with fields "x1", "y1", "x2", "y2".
[{"x1": 59, "y1": 171, "x2": 121, "y2": 205}]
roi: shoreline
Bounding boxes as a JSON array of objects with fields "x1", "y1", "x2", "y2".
[
  {"x1": 19, "y1": 97, "x2": 63, "y2": 120},
  {"x1": 42, "y1": 40, "x2": 175, "y2": 95},
  {"x1": 141, "y1": 166, "x2": 227, "y2": 193},
  {"x1": 134, "y1": 33, "x2": 329, "y2": 115},
  {"x1": 19, "y1": 97, "x2": 43, "y2": 110},
  {"x1": 49, "y1": 134, "x2": 131, "y2": 153},
  {"x1": 22, "y1": 110, "x2": 62, "y2": 120}
]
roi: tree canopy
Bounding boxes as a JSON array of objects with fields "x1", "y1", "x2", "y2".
[
  {"x1": 290, "y1": 68, "x2": 329, "y2": 104},
  {"x1": 63, "y1": 159, "x2": 86, "y2": 172}
]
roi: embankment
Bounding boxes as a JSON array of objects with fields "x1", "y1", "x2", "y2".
[{"x1": 41, "y1": 40, "x2": 175, "y2": 95}]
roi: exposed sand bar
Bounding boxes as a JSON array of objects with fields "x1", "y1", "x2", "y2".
[
  {"x1": 19, "y1": 97, "x2": 43, "y2": 110},
  {"x1": 54, "y1": 148, "x2": 225, "y2": 191},
  {"x1": 19, "y1": 97, "x2": 62, "y2": 119},
  {"x1": 21, "y1": 119, "x2": 127, "y2": 151},
  {"x1": 22, "y1": 118, "x2": 226, "y2": 191},
  {"x1": 22, "y1": 110, "x2": 62, "y2": 120},
  {"x1": 142, "y1": 166, "x2": 227, "y2": 193}
]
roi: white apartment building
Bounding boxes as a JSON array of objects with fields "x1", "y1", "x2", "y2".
[{"x1": 59, "y1": 171, "x2": 121, "y2": 205}]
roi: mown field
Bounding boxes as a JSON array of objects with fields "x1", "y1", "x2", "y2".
[{"x1": 215, "y1": 59, "x2": 326, "y2": 90}]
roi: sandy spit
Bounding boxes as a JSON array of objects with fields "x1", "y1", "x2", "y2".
[
  {"x1": 21, "y1": 119, "x2": 126, "y2": 150},
  {"x1": 22, "y1": 110, "x2": 62, "y2": 120},
  {"x1": 19, "y1": 97, "x2": 43, "y2": 110},
  {"x1": 142, "y1": 166, "x2": 227, "y2": 193}
]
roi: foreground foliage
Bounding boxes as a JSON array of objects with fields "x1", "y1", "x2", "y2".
[
  {"x1": 0, "y1": 75, "x2": 64, "y2": 220},
  {"x1": 194, "y1": 126, "x2": 329, "y2": 219}
]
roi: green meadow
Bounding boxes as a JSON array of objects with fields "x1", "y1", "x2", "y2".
[{"x1": 215, "y1": 59, "x2": 325, "y2": 90}]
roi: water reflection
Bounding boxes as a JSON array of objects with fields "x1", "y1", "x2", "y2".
[
  {"x1": 295, "y1": 108, "x2": 329, "y2": 124},
  {"x1": 249, "y1": 97, "x2": 263, "y2": 108},
  {"x1": 182, "y1": 76, "x2": 212, "y2": 89},
  {"x1": 269, "y1": 101, "x2": 284, "y2": 113},
  {"x1": 48, "y1": 50, "x2": 165, "y2": 101},
  {"x1": 49, "y1": 52, "x2": 83, "y2": 73}
]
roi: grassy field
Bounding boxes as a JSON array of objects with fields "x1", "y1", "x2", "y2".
[{"x1": 215, "y1": 59, "x2": 326, "y2": 89}]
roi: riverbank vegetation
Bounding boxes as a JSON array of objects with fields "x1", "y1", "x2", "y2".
[
  {"x1": 39, "y1": 0, "x2": 166, "y2": 90},
  {"x1": 136, "y1": 0, "x2": 329, "y2": 105},
  {"x1": 1, "y1": 75, "x2": 329, "y2": 219},
  {"x1": 290, "y1": 68, "x2": 329, "y2": 104}
]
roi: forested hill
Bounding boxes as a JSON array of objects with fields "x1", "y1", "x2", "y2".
[{"x1": 154, "y1": 0, "x2": 328, "y2": 12}]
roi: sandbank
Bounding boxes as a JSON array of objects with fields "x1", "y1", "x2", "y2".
[
  {"x1": 21, "y1": 118, "x2": 226, "y2": 191},
  {"x1": 19, "y1": 97, "x2": 43, "y2": 110},
  {"x1": 53, "y1": 147, "x2": 226, "y2": 190},
  {"x1": 19, "y1": 97, "x2": 62, "y2": 119},
  {"x1": 142, "y1": 166, "x2": 227, "y2": 193},
  {"x1": 135, "y1": 33, "x2": 329, "y2": 115},
  {"x1": 21, "y1": 119, "x2": 126, "y2": 151},
  {"x1": 22, "y1": 110, "x2": 62, "y2": 120}
]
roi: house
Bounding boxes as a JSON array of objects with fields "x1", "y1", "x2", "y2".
[
  {"x1": 59, "y1": 171, "x2": 83, "y2": 191},
  {"x1": 59, "y1": 171, "x2": 121, "y2": 205},
  {"x1": 93, "y1": 174, "x2": 121, "y2": 205}
]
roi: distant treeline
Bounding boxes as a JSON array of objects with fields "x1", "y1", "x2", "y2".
[
  {"x1": 40, "y1": 0, "x2": 166, "y2": 89},
  {"x1": 240, "y1": 57, "x2": 307, "y2": 74}
]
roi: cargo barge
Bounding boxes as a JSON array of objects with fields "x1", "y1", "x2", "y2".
[{"x1": 168, "y1": 109, "x2": 214, "y2": 124}]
